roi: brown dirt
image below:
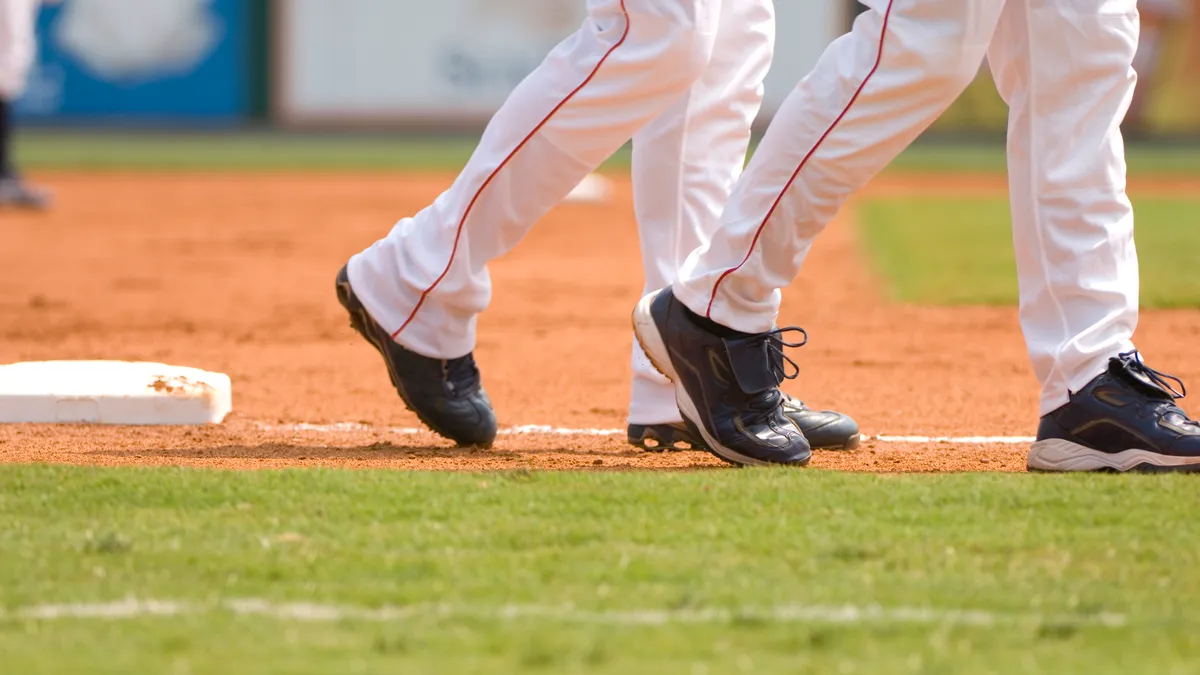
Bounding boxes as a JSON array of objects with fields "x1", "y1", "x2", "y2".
[{"x1": 1, "y1": 170, "x2": 1197, "y2": 474}]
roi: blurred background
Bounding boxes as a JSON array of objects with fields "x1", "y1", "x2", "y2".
[{"x1": 13, "y1": 0, "x2": 1198, "y2": 145}]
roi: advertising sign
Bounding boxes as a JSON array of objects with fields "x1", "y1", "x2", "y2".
[{"x1": 15, "y1": 0, "x2": 251, "y2": 122}]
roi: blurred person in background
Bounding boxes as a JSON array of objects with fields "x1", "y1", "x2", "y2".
[
  {"x1": 0, "y1": 0, "x2": 51, "y2": 209},
  {"x1": 1125, "y1": 0, "x2": 1191, "y2": 135}
]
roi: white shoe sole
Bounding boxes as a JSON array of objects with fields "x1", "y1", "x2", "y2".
[
  {"x1": 631, "y1": 292, "x2": 780, "y2": 468},
  {"x1": 1027, "y1": 438, "x2": 1200, "y2": 473}
]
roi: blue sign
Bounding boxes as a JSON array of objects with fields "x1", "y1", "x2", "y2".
[{"x1": 15, "y1": 0, "x2": 250, "y2": 123}]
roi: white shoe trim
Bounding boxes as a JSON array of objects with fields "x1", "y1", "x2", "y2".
[{"x1": 1027, "y1": 438, "x2": 1200, "y2": 472}]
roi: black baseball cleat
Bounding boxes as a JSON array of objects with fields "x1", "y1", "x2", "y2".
[
  {"x1": 632, "y1": 287, "x2": 811, "y2": 467},
  {"x1": 780, "y1": 395, "x2": 861, "y2": 450},
  {"x1": 627, "y1": 420, "x2": 704, "y2": 452},
  {"x1": 628, "y1": 395, "x2": 860, "y2": 452},
  {"x1": 335, "y1": 265, "x2": 498, "y2": 448},
  {"x1": 1028, "y1": 351, "x2": 1200, "y2": 473}
]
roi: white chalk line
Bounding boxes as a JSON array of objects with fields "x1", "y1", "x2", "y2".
[
  {"x1": 2, "y1": 597, "x2": 1125, "y2": 628},
  {"x1": 253, "y1": 422, "x2": 1034, "y2": 445},
  {"x1": 255, "y1": 422, "x2": 622, "y2": 437},
  {"x1": 875, "y1": 435, "x2": 1035, "y2": 445}
]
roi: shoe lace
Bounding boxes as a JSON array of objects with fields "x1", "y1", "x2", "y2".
[
  {"x1": 1119, "y1": 351, "x2": 1200, "y2": 430},
  {"x1": 1121, "y1": 350, "x2": 1186, "y2": 399},
  {"x1": 746, "y1": 326, "x2": 808, "y2": 425},
  {"x1": 768, "y1": 326, "x2": 808, "y2": 383}
]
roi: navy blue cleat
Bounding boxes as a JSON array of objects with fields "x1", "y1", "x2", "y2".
[
  {"x1": 631, "y1": 287, "x2": 811, "y2": 467},
  {"x1": 780, "y1": 396, "x2": 861, "y2": 450},
  {"x1": 627, "y1": 420, "x2": 705, "y2": 452},
  {"x1": 628, "y1": 396, "x2": 860, "y2": 452},
  {"x1": 335, "y1": 265, "x2": 498, "y2": 448},
  {"x1": 1028, "y1": 351, "x2": 1200, "y2": 473}
]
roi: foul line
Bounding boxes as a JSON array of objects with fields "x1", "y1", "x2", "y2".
[
  {"x1": 2, "y1": 597, "x2": 1125, "y2": 628},
  {"x1": 254, "y1": 422, "x2": 1035, "y2": 445},
  {"x1": 874, "y1": 435, "x2": 1035, "y2": 444},
  {"x1": 254, "y1": 422, "x2": 623, "y2": 437}
]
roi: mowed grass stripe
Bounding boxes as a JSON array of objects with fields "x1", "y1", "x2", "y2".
[
  {"x1": 1, "y1": 465, "x2": 1198, "y2": 673},
  {"x1": 3, "y1": 596, "x2": 1128, "y2": 627},
  {"x1": 858, "y1": 195, "x2": 1200, "y2": 307}
]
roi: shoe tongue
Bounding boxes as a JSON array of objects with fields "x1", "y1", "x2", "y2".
[
  {"x1": 1111, "y1": 357, "x2": 1174, "y2": 401},
  {"x1": 724, "y1": 334, "x2": 781, "y2": 395},
  {"x1": 445, "y1": 356, "x2": 480, "y2": 388}
]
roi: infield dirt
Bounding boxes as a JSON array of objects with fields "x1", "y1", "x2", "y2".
[{"x1": 2, "y1": 172, "x2": 1197, "y2": 472}]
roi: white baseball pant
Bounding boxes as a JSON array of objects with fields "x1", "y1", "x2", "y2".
[
  {"x1": 349, "y1": 0, "x2": 774, "y2": 426},
  {"x1": 0, "y1": 0, "x2": 40, "y2": 100},
  {"x1": 674, "y1": 0, "x2": 1140, "y2": 416},
  {"x1": 627, "y1": 1, "x2": 772, "y2": 425}
]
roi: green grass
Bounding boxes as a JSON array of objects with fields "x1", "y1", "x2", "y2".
[
  {"x1": 14, "y1": 131, "x2": 485, "y2": 172},
  {"x1": 13, "y1": 131, "x2": 630, "y2": 173},
  {"x1": 859, "y1": 196, "x2": 1200, "y2": 307},
  {"x1": 887, "y1": 142, "x2": 1200, "y2": 176},
  {"x1": 16, "y1": 130, "x2": 1200, "y2": 175},
  {"x1": 1, "y1": 465, "x2": 1198, "y2": 674}
]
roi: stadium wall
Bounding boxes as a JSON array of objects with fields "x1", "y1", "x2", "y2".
[
  {"x1": 269, "y1": 0, "x2": 845, "y2": 130},
  {"x1": 12, "y1": 0, "x2": 1200, "y2": 137}
]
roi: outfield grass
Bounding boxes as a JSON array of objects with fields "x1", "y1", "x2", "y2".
[
  {"x1": 1, "y1": 465, "x2": 1198, "y2": 674},
  {"x1": 859, "y1": 196, "x2": 1200, "y2": 308},
  {"x1": 15, "y1": 131, "x2": 486, "y2": 172},
  {"x1": 16, "y1": 130, "x2": 1200, "y2": 175}
]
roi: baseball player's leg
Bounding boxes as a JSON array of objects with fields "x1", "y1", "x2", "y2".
[
  {"x1": 633, "y1": 0, "x2": 1008, "y2": 466},
  {"x1": 350, "y1": 0, "x2": 719, "y2": 359},
  {"x1": 0, "y1": 0, "x2": 49, "y2": 209},
  {"x1": 990, "y1": 0, "x2": 1200, "y2": 472},
  {"x1": 672, "y1": 0, "x2": 1007, "y2": 333},
  {"x1": 988, "y1": 0, "x2": 1139, "y2": 417},
  {"x1": 339, "y1": 0, "x2": 720, "y2": 446},
  {"x1": 0, "y1": 92, "x2": 12, "y2": 178},
  {"x1": 626, "y1": 0, "x2": 772, "y2": 437},
  {"x1": 626, "y1": 0, "x2": 860, "y2": 452},
  {"x1": 0, "y1": 0, "x2": 36, "y2": 109}
]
